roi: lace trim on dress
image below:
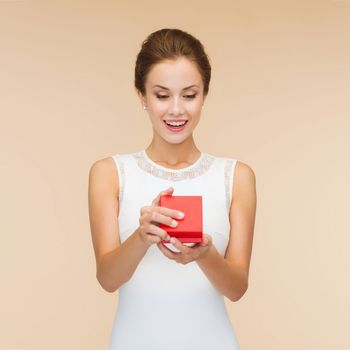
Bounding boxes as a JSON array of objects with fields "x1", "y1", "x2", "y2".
[{"x1": 133, "y1": 151, "x2": 215, "y2": 181}]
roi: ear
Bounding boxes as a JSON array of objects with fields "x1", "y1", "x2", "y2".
[{"x1": 137, "y1": 89, "x2": 147, "y2": 106}]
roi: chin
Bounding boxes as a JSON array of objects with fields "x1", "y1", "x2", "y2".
[{"x1": 160, "y1": 134, "x2": 189, "y2": 144}]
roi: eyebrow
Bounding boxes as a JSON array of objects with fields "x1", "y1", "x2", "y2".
[{"x1": 152, "y1": 84, "x2": 199, "y2": 90}]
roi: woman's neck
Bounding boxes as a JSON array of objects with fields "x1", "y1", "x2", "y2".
[{"x1": 145, "y1": 142, "x2": 201, "y2": 167}]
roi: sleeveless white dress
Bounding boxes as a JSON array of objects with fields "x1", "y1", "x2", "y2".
[{"x1": 109, "y1": 149, "x2": 240, "y2": 350}]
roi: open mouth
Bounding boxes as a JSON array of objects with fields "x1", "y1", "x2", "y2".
[{"x1": 163, "y1": 120, "x2": 188, "y2": 128}]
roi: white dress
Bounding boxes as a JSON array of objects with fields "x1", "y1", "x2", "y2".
[{"x1": 109, "y1": 149, "x2": 240, "y2": 350}]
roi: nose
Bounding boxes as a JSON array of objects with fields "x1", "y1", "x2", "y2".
[{"x1": 168, "y1": 96, "x2": 185, "y2": 116}]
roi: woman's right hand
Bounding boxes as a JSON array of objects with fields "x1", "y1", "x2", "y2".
[{"x1": 136, "y1": 187, "x2": 185, "y2": 248}]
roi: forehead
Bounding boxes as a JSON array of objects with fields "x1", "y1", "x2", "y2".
[{"x1": 146, "y1": 58, "x2": 202, "y2": 87}]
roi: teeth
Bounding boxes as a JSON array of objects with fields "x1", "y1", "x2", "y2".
[{"x1": 165, "y1": 121, "x2": 187, "y2": 126}]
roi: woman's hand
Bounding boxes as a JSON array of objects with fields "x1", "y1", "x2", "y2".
[
  {"x1": 157, "y1": 233, "x2": 213, "y2": 264},
  {"x1": 136, "y1": 187, "x2": 185, "y2": 248}
]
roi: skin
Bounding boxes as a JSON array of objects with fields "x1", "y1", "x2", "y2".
[
  {"x1": 89, "y1": 56, "x2": 256, "y2": 301},
  {"x1": 137, "y1": 57, "x2": 205, "y2": 167},
  {"x1": 138, "y1": 57, "x2": 257, "y2": 301}
]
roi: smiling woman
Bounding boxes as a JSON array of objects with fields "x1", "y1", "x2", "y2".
[
  {"x1": 137, "y1": 55, "x2": 206, "y2": 147},
  {"x1": 88, "y1": 27, "x2": 256, "y2": 350}
]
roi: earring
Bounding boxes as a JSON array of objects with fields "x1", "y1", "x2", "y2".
[{"x1": 143, "y1": 106, "x2": 147, "y2": 110}]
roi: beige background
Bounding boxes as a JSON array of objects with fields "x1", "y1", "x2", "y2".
[{"x1": 1, "y1": 1, "x2": 349, "y2": 349}]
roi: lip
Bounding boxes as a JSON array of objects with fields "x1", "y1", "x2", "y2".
[
  {"x1": 163, "y1": 119, "x2": 188, "y2": 122},
  {"x1": 163, "y1": 120, "x2": 188, "y2": 133}
]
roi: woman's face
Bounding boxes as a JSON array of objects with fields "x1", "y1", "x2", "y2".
[{"x1": 139, "y1": 57, "x2": 206, "y2": 144}]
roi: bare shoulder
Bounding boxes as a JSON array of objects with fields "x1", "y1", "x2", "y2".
[
  {"x1": 88, "y1": 156, "x2": 121, "y2": 279},
  {"x1": 233, "y1": 160, "x2": 256, "y2": 199},
  {"x1": 225, "y1": 159, "x2": 257, "y2": 286},
  {"x1": 89, "y1": 156, "x2": 119, "y2": 198}
]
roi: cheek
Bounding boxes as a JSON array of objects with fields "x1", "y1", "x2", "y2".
[
  {"x1": 188, "y1": 103, "x2": 202, "y2": 115},
  {"x1": 150, "y1": 101, "x2": 168, "y2": 114},
  {"x1": 190, "y1": 98, "x2": 203, "y2": 110}
]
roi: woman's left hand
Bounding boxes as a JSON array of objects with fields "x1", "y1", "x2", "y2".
[{"x1": 156, "y1": 233, "x2": 213, "y2": 264}]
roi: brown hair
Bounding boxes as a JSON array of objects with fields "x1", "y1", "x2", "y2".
[{"x1": 134, "y1": 28, "x2": 211, "y2": 96}]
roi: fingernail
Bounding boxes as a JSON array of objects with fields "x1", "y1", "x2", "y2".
[
  {"x1": 170, "y1": 220, "x2": 178, "y2": 227},
  {"x1": 170, "y1": 237, "x2": 176, "y2": 244},
  {"x1": 177, "y1": 212, "x2": 185, "y2": 219}
]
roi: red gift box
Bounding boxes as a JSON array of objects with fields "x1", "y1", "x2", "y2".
[{"x1": 159, "y1": 195, "x2": 203, "y2": 244}]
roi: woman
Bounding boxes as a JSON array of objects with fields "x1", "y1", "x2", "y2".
[{"x1": 88, "y1": 28, "x2": 257, "y2": 350}]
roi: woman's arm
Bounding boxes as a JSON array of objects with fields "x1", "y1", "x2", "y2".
[
  {"x1": 88, "y1": 158, "x2": 148, "y2": 293},
  {"x1": 196, "y1": 161, "x2": 257, "y2": 301},
  {"x1": 196, "y1": 244, "x2": 248, "y2": 302},
  {"x1": 96, "y1": 229, "x2": 149, "y2": 293}
]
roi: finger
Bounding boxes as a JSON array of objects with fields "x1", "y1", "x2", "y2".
[
  {"x1": 140, "y1": 205, "x2": 153, "y2": 215},
  {"x1": 151, "y1": 187, "x2": 174, "y2": 206},
  {"x1": 146, "y1": 224, "x2": 170, "y2": 240},
  {"x1": 149, "y1": 211, "x2": 179, "y2": 229},
  {"x1": 200, "y1": 234, "x2": 212, "y2": 246},
  {"x1": 169, "y1": 237, "x2": 192, "y2": 254},
  {"x1": 147, "y1": 234, "x2": 162, "y2": 244},
  {"x1": 156, "y1": 242, "x2": 178, "y2": 259},
  {"x1": 200, "y1": 236, "x2": 208, "y2": 246},
  {"x1": 156, "y1": 206, "x2": 185, "y2": 220}
]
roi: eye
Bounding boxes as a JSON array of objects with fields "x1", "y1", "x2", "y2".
[{"x1": 156, "y1": 94, "x2": 197, "y2": 99}]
